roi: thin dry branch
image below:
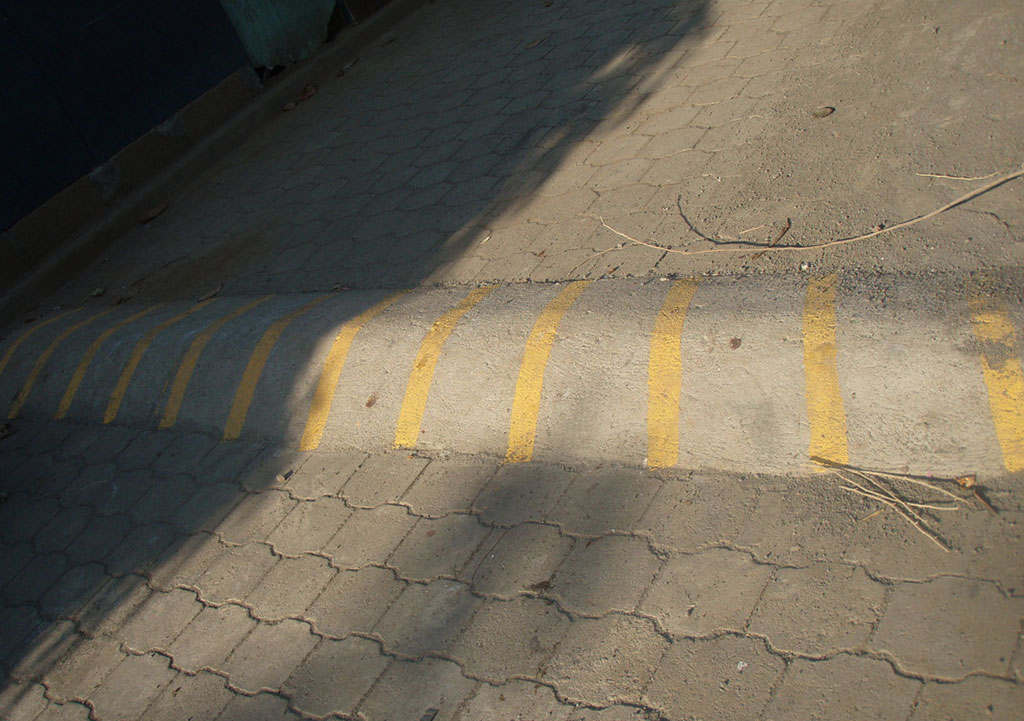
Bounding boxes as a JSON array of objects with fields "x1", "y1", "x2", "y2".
[
  {"x1": 589, "y1": 164, "x2": 1024, "y2": 259},
  {"x1": 916, "y1": 171, "x2": 1000, "y2": 181},
  {"x1": 810, "y1": 455, "x2": 966, "y2": 504},
  {"x1": 838, "y1": 483, "x2": 958, "y2": 512},
  {"x1": 831, "y1": 470, "x2": 952, "y2": 552}
]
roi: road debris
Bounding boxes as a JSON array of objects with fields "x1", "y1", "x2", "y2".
[
  {"x1": 811, "y1": 105, "x2": 836, "y2": 118},
  {"x1": 811, "y1": 456, "x2": 990, "y2": 553}
]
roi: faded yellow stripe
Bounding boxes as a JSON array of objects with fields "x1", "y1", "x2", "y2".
[
  {"x1": 158, "y1": 296, "x2": 271, "y2": 430},
  {"x1": 506, "y1": 281, "x2": 591, "y2": 463},
  {"x1": 0, "y1": 308, "x2": 81, "y2": 379},
  {"x1": 802, "y1": 274, "x2": 848, "y2": 465},
  {"x1": 647, "y1": 280, "x2": 698, "y2": 469},
  {"x1": 395, "y1": 286, "x2": 494, "y2": 449},
  {"x1": 299, "y1": 292, "x2": 407, "y2": 451},
  {"x1": 969, "y1": 299, "x2": 1024, "y2": 472},
  {"x1": 223, "y1": 295, "x2": 331, "y2": 441},
  {"x1": 56, "y1": 305, "x2": 161, "y2": 419},
  {"x1": 8, "y1": 308, "x2": 116, "y2": 419},
  {"x1": 104, "y1": 300, "x2": 215, "y2": 424}
]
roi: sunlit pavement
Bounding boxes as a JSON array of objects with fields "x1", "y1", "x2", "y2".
[{"x1": 2, "y1": 0, "x2": 1024, "y2": 718}]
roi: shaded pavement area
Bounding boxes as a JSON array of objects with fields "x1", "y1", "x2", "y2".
[{"x1": 2, "y1": 0, "x2": 1023, "y2": 718}]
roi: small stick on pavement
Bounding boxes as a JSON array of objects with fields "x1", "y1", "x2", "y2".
[
  {"x1": 832, "y1": 471, "x2": 952, "y2": 552},
  {"x1": 587, "y1": 164, "x2": 1024, "y2": 259},
  {"x1": 916, "y1": 171, "x2": 999, "y2": 181},
  {"x1": 751, "y1": 217, "x2": 792, "y2": 259},
  {"x1": 839, "y1": 483, "x2": 958, "y2": 511},
  {"x1": 810, "y1": 455, "x2": 967, "y2": 504}
]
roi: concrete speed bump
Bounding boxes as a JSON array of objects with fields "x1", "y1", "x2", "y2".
[{"x1": 0, "y1": 277, "x2": 1019, "y2": 477}]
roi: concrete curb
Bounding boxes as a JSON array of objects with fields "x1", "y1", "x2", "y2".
[{"x1": 0, "y1": 0, "x2": 432, "y2": 327}]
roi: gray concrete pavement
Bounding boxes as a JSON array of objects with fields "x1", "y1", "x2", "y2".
[{"x1": 2, "y1": 0, "x2": 1023, "y2": 718}]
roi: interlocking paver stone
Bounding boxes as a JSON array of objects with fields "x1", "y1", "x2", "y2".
[
  {"x1": 282, "y1": 637, "x2": 387, "y2": 718},
  {"x1": 549, "y1": 535, "x2": 661, "y2": 616},
  {"x1": 324, "y1": 505, "x2": 416, "y2": 568},
  {"x1": 641, "y1": 549, "x2": 772, "y2": 636},
  {"x1": 306, "y1": 566, "x2": 404, "y2": 638},
  {"x1": 911, "y1": 677, "x2": 1024, "y2": 721},
  {"x1": 373, "y1": 579, "x2": 480, "y2": 658},
  {"x1": 216, "y1": 691, "x2": 296, "y2": 721},
  {"x1": 341, "y1": 451, "x2": 428, "y2": 506},
  {"x1": 245, "y1": 555, "x2": 335, "y2": 620},
  {"x1": 214, "y1": 491, "x2": 296, "y2": 545},
  {"x1": 222, "y1": 619, "x2": 318, "y2": 693},
  {"x1": 194, "y1": 542, "x2": 278, "y2": 604},
  {"x1": 646, "y1": 636, "x2": 783, "y2": 721},
  {"x1": 34, "y1": 700, "x2": 93, "y2": 721},
  {"x1": 142, "y1": 671, "x2": 234, "y2": 721},
  {"x1": 765, "y1": 655, "x2": 920, "y2": 720},
  {"x1": 749, "y1": 564, "x2": 884, "y2": 655},
  {"x1": 389, "y1": 514, "x2": 490, "y2": 580},
  {"x1": 548, "y1": 614, "x2": 669, "y2": 707},
  {"x1": 450, "y1": 597, "x2": 569, "y2": 683},
  {"x1": 166, "y1": 603, "x2": 256, "y2": 673},
  {"x1": 286, "y1": 450, "x2": 365, "y2": 499},
  {"x1": 118, "y1": 588, "x2": 202, "y2": 651},
  {"x1": 873, "y1": 577, "x2": 1022, "y2": 678},
  {"x1": 0, "y1": 680, "x2": 49, "y2": 721},
  {"x1": 400, "y1": 458, "x2": 497, "y2": 517},
  {"x1": 456, "y1": 680, "x2": 573, "y2": 721},
  {"x1": 547, "y1": 468, "x2": 661, "y2": 536},
  {"x1": 88, "y1": 651, "x2": 176, "y2": 721},
  {"x1": 358, "y1": 658, "x2": 476, "y2": 721},
  {"x1": 468, "y1": 523, "x2": 574, "y2": 597},
  {"x1": 473, "y1": 464, "x2": 574, "y2": 526}
]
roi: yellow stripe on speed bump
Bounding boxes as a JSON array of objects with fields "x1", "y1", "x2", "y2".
[
  {"x1": 299, "y1": 292, "x2": 408, "y2": 451},
  {"x1": 506, "y1": 280, "x2": 591, "y2": 463},
  {"x1": 158, "y1": 296, "x2": 271, "y2": 430},
  {"x1": 0, "y1": 307, "x2": 81, "y2": 379},
  {"x1": 8, "y1": 307, "x2": 116, "y2": 419},
  {"x1": 104, "y1": 299, "x2": 215, "y2": 424},
  {"x1": 223, "y1": 295, "x2": 331, "y2": 441},
  {"x1": 647, "y1": 279, "x2": 698, "y2": 469},
  {"x1": 55, "y1": 305, "x2": 161, "y2": 419},
  {"x1": 968, "y1": 298, "x2": 1024, "y2": 472},
  {"x1": 395, "y1": 286, "x2": 494, "y2": 449},
  {"x1": 802, "y1": 274, "x2": 848, "y2": 465}
]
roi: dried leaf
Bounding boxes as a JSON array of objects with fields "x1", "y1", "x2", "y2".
[
  {"x1": 282, "y1": 101, "x2": 298, "y2": 112},
  {"x1": 955, "y1": 474, "x2": 976, "y2": 489},
  {"x1": 811, "y1": 106, "x2": 836, "y2": 118},
  {"x1": 365, "y1": 393, "x2": 377, "y2": 408}
]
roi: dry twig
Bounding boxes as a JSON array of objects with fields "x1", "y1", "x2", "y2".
[
  {"x1": 916, "y1": 171, "x2": 999, "y2": 181},
  {"x1": 588, "y1": 164, "x2": 1024, "y2": 260}
]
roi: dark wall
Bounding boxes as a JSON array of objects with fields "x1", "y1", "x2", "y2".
[{"x1": 1, "y1": 1, "x2": 249, "y2": 232}]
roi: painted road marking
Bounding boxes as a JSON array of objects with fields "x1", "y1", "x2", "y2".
[
  {"x1": 104, "y1": 300, "x2": 215, "y2": 424},
  {"x1": 299, "y1": 292, "x2": 408, "y2": 451},
  {"x1": 969, "y1": 298, "x2": 1024, "y2": 472},
  {"x1": 395, "y1": 286, "x2": 494, "y2": 449},
  {"x1": 506, "y1": 280, "x2": 591, "y2": 463},
  {"x1": 8, "y1": 308, "x2": 116, "y2": 419},
  {"x1": 647, "y1": 279, "x2": 698, "y2": 469},
  {"x1": 55, "y1": 305, "x2": 161, "y2": 420},
  {"x1": 158, "y1": 296, "x2": 271, "y2": 430},
  {"x1": 802, "y1": 274, "x2": 848, "y2": 465},
  {"x1": 0, "y1": 308, "x2": 82, "y2": 379},
  {"x1": 223, "y1": 295, "x2": 331, "y2": 440}
]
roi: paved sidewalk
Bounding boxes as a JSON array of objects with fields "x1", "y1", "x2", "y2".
[
  {"x1": 0, "y1": 420, "x2": 1022, "y2": 720},
  {"x1": 2, "y1": 0, "x2": 1022, "y2": 718},
  {"x1": 43, "y1": 0, "x2": 1024, "y2": 307}
]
